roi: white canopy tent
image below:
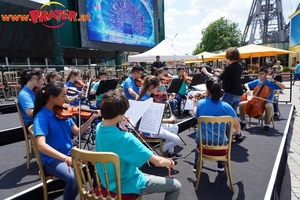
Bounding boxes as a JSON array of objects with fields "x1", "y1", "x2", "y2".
[{"x1": 128, "y1": 40, "x2": 197, "y2": 62}]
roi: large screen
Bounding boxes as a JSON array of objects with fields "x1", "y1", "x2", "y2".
[
  {"x1": 78, "y1": 0, "x2": 157, "y2": 52},
  {"x1": 290, "y1": 12, "x2": 300, "y2": 47}
]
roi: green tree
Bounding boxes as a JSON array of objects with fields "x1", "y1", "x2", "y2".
[{"x1": 193, "y1": 17, "x2": 242, "y2": 55}]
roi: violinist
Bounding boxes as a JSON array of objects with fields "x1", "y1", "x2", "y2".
[
  {"x1": 123, "y1": 65, "x2": 145, "y2": 100},
  {"x1": 238, "y1": 67, "x2": 285, "y2": 132},
  {"x1": 138, "y1": 76, "x2": 182, "y2": 158},
  {"x1": 90, "y1": 70, "x2": 107, "y2": 108},
  {"x1": 18, "y1": 68, "x2": 45, "y2": 127},
  {"x1": 173, "y1": 67, "x2": 190, "y2": 115},
  {"x1": 46, "y1": 71, "x2": 62, "y2": 83},
  {"x1": 65, "y1": 69, "x2": 85, "y2": 106},
  {"x1": 33, "y1": 81, "x2": 101, "y2": 200},
  {"x1": 96, "y1": 90, "x2": 181, "y2": 199},
  {"x1": 192, "y1": 76, "x2": 243, "y2": 172}
]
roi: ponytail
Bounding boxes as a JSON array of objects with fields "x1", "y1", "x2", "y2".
[
  {"x1": 205, "y1": 76, "x2": 222, "y2": 102},
  {"x1": 138, "y1": 75, "x2": 160, "y2": 100},
  {"x1": 33, "y1": 81, "x2": 65, "y2": 118},
  {"x1": 66, "y1": 69, "x2": 81, "y2": 82},
  {"x1": 20, "y1": 68, "x2": 43, "y2": 88}
]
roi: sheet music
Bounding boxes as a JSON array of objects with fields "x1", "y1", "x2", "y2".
[
  {"x1": 84, "y1": 78, "x2": 92, "y2": 98},
  {"x1": 184, "y1": 90, "x2": 206, "y2": 110},
  {"x1": 138, "y1": 103, "x2": 165, "y2": 135},
  {"x1": 192, "y1": 84, "x2": 206, "y2": 92},
  {"x1": 125, "y1": 98, "x2": 153, "y2": 126}
]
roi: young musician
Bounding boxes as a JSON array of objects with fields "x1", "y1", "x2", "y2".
[
  {"x1": 33, "y1": 81, "x2": 101, "y2": 200},
  {"x1": 193, "y1": 76, "x2": 242, "y2": 172},
  {"x1": 173, "y1": 67, "x2": 190, "y2": 115},
  {"x1": 138, "y1": 76, "x2": 182, "y2": 158},
  {"x1": 90, "y1": 70, "x2": 107, "y2": 108},
  {"x1": 46, "y1": 71, "x2": 62, "y2": 83},
  {"x1": 123, "y1": 65, "x2": 145, "y2": 100},
  {"x1": 96, "y1": 90, "x2": 181, "y2": 199},
  {"x1": 65, "y1": 69, "x2": 85, "y2": 106},
  {"x1": 202, "y1": 47, "x2": 243, "y2": 112},
  {"x1": 155, "y1": 68, "x2": 177, "y2": 114},
  {"x1": 238, "y1": 67, "x2": 285, "y2": 132},
  {"x1": 18, "y1": 68, "x2": 44, "y2": 127}
]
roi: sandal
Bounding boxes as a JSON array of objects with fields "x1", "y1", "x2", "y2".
[{"x1": 234, "y1": 133, "x2": 245, "y2": 141}]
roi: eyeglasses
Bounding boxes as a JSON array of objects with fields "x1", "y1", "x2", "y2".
[{"x1": 138, "y1": 72, "x2": 144, "y2": 76}]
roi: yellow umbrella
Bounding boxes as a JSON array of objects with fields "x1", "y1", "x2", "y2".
[
  {"x1": 211, "y1": 44, "x2": 295, "y2": 60},
  {"x1": 184, "y1": 51, "x2": 218, "y2": 63}
]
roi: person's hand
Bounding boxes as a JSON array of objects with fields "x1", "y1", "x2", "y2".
[
  {"x1": 201, "y1": 67, "x2": 208, "y2": 74},
  {"x1": 77, "y1": 91, "x2": 85, "y2": 98},
  {"x1": 245, "y1": 89, "x2": 252, "y2": 95},
  {"x1": 92, "y1": 110, "x2": 101, "y2": 118},
  {"x1": 65, "y1": 156, "x2": 72, "y2": 166},
  {"x1": 266, "y1": 75, "x2": 274, "y2": 81},
  {"x1": 169, "y1": 115, "x2": 176, "y2": 123},
  {"x1": 214, "y1": 68, "x2": 222, "y2": 72}
]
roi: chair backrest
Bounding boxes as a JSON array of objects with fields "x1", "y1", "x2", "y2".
[
  {"x1": 4, "y1": 71, "x2": 19, "y2": 84},
  {"x1": 197, "y1": 116, "x2": 234, "y2": 155},
  {"x1": 71, "y1": 148, "x2": 122, "y2": 200},
  {"x1": 0, "y1": 71, "x2": 4, "y2": 85},
  {"x1": 15, "y1": 99, "x2": 29, "y2": 138},
  {"x1": 27, "y1": 125, "x2": 48, "y2": 183}
]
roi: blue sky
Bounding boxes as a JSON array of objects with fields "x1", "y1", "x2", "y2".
[{"x1": 164, "y1": 0, "x2": 299, "y2": 55}]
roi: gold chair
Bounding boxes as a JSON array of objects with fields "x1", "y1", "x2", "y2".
[
  {"x1": 0, "y1": 72, "x2": 7, "y2": 101},
  {"x1": 71, "y1": 148, "x2": 142, "y2": 200},
  {"x1": 4, "y1": 71, "x2": 21, "y2": 98},
  {"x1": 27, "y1": 125, "x2": 64, "y2": 200},
  {"x1": 195, "y1": 116, "x2": 234, "y2": 193},
  {"x1": 142, "y1": 137, "x2": 164, "y2": 157},
  {"x1": 15, "y1": 98, "x2": 33, "y2": 169}
]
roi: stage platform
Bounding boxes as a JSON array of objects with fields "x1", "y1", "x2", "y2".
[{"x1": 1, "y1": 104, "x2": 293, "y2": 200}]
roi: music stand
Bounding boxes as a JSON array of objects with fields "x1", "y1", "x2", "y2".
[
  {"x1": 95, "y1": 79, "x2": 118, "y2": 96},
  {"x1": 84, "y1": 78, "x2": 93, "y2": 100},
  {"x1": 167, "y1": 78, "x2": 183, "y2": 94}
]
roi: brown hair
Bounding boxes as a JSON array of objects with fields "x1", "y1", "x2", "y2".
[
  {"x1": 138, "y1": 75, "x2": 160, "y2": 100},
  {"x1": 20, "y1": 68, "x2": 43, "y2": 88},
  {"x1": 100, "y1": 90, "x2": 129, "y2": 119},
  {"x1": 66, "y1": 69, "x2": 81, "y2": 82},
  {"x1": 225, "y1": 47, "x2": 240, "y2": 61}
]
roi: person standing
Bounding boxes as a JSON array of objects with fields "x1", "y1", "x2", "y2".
[
  {"x1": 273, "y1": 60, "x2": 283, "y2": 83},
  {"x1": 151, "y1": 55, "x2": 163, "y2": 75},
  {"x1": 202, "y1": 47, "x2": 243, "y2": 112},
  {"x1": 293, "y1": 61, "x2": 300, "y2": 85}
]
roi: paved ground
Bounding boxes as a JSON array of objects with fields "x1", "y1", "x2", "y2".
[{"x1": 287, "y1": 83, "x2": 300, "y2": 200}]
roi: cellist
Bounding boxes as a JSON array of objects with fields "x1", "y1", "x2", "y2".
[{"x1": 238, "y1": 67, "x2": 285, "y2": 132}]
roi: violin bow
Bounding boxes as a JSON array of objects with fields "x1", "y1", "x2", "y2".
[{"x1": 162, "y1": 84, "x2": 173, "y2": 116}]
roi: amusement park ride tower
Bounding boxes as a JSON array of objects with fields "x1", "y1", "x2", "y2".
[{"x1": 242, "y1": 0, "x2": 300, "y2": 45}]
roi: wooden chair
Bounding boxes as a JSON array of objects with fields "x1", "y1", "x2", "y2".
[
  {"x1": 15, "y1": 98, "x2": 33, "y2": 169},
  {"x1": 71, "y1": 148, "x2": 142, "y2": 200},
  {"x1": 195, "y1": 116, "x2": 234, "y2": 193},
  {"x1": 4, "y1": 71, "x2": 21, "y2": 98},
  {"x1": 27, "y1": 125, "x2": 64, "y2": 200},
  {"x1": 0, "y1": 71, "x2": 7, "y2": 101}
]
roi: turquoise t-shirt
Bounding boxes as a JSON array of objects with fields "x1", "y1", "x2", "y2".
[
  {"x1": 247, "y1": 79, "x2": 280, "y2": 101},
  {"x1": 195, "y1": 97, "x2": 236, "y2": 143},
  {"x1": 92, "y1": 81, "x2": 104, "y2": 101},
  {"x1": 295, "y1": 64, "x2": 300, "y2": 74},
  {"x1": 173, "y1": 75, "x2": 190, "y2": 95},
  {"x1": 95, "y1": 122, "x2": 152, "y2": 194}
]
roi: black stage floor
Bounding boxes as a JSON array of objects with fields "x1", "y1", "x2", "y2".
[{"x1": 0, "y1": 104, "x2": 293, "y2": 200}]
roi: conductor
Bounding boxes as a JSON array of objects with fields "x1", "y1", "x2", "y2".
[{"x1": 151, "y1": 55, "x2": 163, "y2": 75}]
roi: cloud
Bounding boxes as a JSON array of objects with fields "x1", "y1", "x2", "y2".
[{"x1": 183, "y1": 9, "x2": 199, "y2": 16}]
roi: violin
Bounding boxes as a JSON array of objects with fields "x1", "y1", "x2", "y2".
[
  {"x1": 55, "y1": 103, "x2": 99, "y2": 119},
  {"x1": 243, "y1": 84, "x2": 272, "y2": 118},
  {"x1": 181, "y1": 74, "x2": 193, "y2": 84},
  {"x1": 188, "y1": 92, "x2": 207, "y2": 100},
  {"x1": 153, "y1": 90, "x2": 168, "y2": 102},
  {"x1": 135, "y1": 78, "x2": 144, "y2": 87},
  {"x1": 74, "y1": 80, "x2": 87, "y2": 91},
  {"x1": 161, "y1": 77, "x2": 172, "y2": 84}
]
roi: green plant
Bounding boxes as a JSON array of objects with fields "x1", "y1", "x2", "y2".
[
  {"x1": 282, "y1": 67, "x2": 290, "y2": 72},
  {"x1": 254, "y1": 69, "x2": 259, "y2": 74},
  {"x1": 248, "y1": 69, "x2": 254, "y2": 74}
]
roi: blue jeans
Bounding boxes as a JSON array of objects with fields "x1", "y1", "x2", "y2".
[
  {"x1": 44, "y1": 159, "x2": 78, "y2": 200},
  {"x1": 222, "y1": 92, "x2": 242, "y2": 112},
  {"x1": 175, "y1": 94, "x2": 186, "y2": 114},
  {"x1": 273, "y1": 97, "x2": 278, "y2": 113},
  {"x1": 140, "y1": 174, "x2": 181, "y2": 200}
]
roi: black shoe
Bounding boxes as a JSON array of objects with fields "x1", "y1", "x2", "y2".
[
  {"x1": 234, "y1": 133, "x2": 245, "y2": 141},
  {"x1": 263, "y1": 126, "x2": 269, "y2": 132},
  {"x1": 168, "y1": 152, "x2": 182, "y2": 159},
  {"x1": 193, "y1": 165, "x2": 197, "y2": 173},
  {"x1": 240, "y1": 122, "x2": 246, "y2": 130},
  {"x1": 183, "y1": 110, "x2": 190, "y2": 115},
  {"x1": 273, "y1": 113, "x2": 280, "y2": 120},
  {"x1": 217, "y1": 162, "x2": 224, "y2": 172}
]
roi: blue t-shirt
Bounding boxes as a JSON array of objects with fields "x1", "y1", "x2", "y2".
[
  {"x1": 295, "y1": 64, "x2": 300, "y2": 74},
  {"x1": 18, "y1": 85, "x2": 35, "y2": 125},
  {"x1": 123, "y1": 76, "x2": 140, "y2": 100},
  {"x1": 66, "y1": 81, "x2": 82, "y2": 106},
  {"x1": 140, "y1": 93, "x2": 150, "y2": 101},
  {"x1": 195, "y1": 97, "x2": 236, "y2": 143},
  {"x1": 33, "y1": 106, "x2": 75, "y2": 165},
  {"x1": 95, "y1": 122, "x2": 152, "y2": 194},
  {"x1": 173, "y1": 75, "x2": 190, "y2": 95},
  {"x1": 247, "y1": 79, "x2": 281, "y2": 101}
]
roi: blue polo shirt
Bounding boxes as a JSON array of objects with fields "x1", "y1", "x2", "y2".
[
  {"x1": 95, "y1": 122, "x2": 152, "y2": 194},
  {"x1": 123, "y1": 76, "x2": 140, "y2": 100},
  {"x1": 247, "y1": 79, "x2": 281, "y2": 101},
  {"x1": 195, "y1": 97, "x2": 236, "y2": 143},
  {"x1": 18, "y1": 85, "x2": 35, "y2": 126},
  {"x1": 34, "y1": 106, "x2": 75, "y2": 165},
  {"x1": 66, "y1": 81, "x2": 82, "y2": 106},
  {"x1": 173, "y1": 75, "x2": 189, "y2": 95},
  {"x1": 140, "y1": 93, "x2": 150, "y2": 101}
]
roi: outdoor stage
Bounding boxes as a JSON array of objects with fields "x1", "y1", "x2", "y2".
[{"x1": 0, "y1": 103, "x2": 294, "y2": 200}]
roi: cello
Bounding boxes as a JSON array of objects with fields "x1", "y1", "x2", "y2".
[{"x1": 243, "y1": 83, "x2": 272, "y2": 118}]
